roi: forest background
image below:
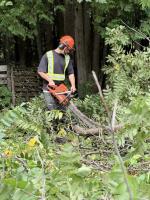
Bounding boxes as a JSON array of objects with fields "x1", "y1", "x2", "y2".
[
  {"x1": 0, "y1": 0, "x2": 150, "y2": 199},
  {"x1": 1, "y1": 0, "x2": 149, "y2": 93}
]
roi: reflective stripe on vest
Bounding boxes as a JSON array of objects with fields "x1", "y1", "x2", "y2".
[{"x1": 46, "y1": 50, "x2": 70, "y2": 81}]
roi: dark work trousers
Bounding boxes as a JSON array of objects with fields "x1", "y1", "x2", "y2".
[
  {"x1": 43, "y1": 90, "x2": 58, "y2": 110},
  {"x1": 43, "y1": 90, "x2": 65, "y2": 111}
]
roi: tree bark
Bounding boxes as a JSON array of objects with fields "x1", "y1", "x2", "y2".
[
  {"x1": 100, "y1": 41, "x2": 108, "y2": 86},
  {"x1": 64, "y1": 0, "x2": 75, "y2": 37},
  {"x1": 4, "y1": 36, "x2": 11, "y2": 64},
  {"x1": 55, "y1": 1, "x2": 64, "y2": 38},
  {"x1": 75, "y1": 2, "x2": 88, "y2": 96},
  {"x1": 15, "y1": 37, "x2": 26, "y2": 66},
  {"x1": 36, "y1": 22, "x2": 42, "y2": 60},
  {"x1": 44, "y1": 23, "x2": 53, "y2": 51},
  {"x1": 83, "y1": 2, "x2": 92, "y2": 76},
  {"x1": 92, "y1": 32, "x2": 100, "y2": 76}
]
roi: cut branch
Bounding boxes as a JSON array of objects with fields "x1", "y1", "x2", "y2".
[
  {"x1": 92, "y1": 70, "x2": 133, "y2": 200},
  {"x1": 68, "y1": 101, "x2": 100, "y2": 128},
  {"x1": 72, "y1": 124, "x2": 123, "y2": 136},
  {"x1": 111, "y1": 101, "x2": 133, "y2": 200},
  {"x1": 92, "y1": 71, "x2": 111, "y2": 120}
]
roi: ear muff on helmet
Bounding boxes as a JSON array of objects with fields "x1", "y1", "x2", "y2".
[
  {"x1": 58, "y1": 43, "x2": 66, "y2": 50},
  {"x1": 60, "y1": 35, "x2": 75, "y2": 50}
]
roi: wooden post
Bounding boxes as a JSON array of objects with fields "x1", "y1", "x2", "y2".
[
  {"x1": 11, "y1": 66, "x2": 15, "y2": 105},
  {"x1": 7, "y1": 65, "x2": 12, "y2": 90}
]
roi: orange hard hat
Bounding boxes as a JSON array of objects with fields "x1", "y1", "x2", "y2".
[{"x1": 60, "y1": 35, "x2": 75, "y2": 49}]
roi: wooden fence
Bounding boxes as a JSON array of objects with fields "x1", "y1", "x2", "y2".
[
  {"x1": 0, "y1": 65, "x2": 11, "y2": 87},
  {"x1": 0, "y1": 65, "x2": 42, "y2": 105}
]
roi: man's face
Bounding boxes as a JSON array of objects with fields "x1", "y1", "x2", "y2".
[{"x1": 64, "y1": 46, "x2": 74, "y2": 55}]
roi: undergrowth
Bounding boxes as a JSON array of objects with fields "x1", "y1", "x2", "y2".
[{"x1": 0, "y1": 26, "x2": 150, "y2": 199}]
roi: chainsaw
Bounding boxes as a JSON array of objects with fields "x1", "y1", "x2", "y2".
[
  {"x1": 47, "y1": 84, "x2": 72, "y2": 106},
  {"x1": 47, "y1": 84, "x2": 99, "y2": 128}
]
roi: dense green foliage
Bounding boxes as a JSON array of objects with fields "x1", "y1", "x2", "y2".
[
  {"x1": 0, "y1": 0, "x2": 55, "y2": 38},
  {"x1": 0, "y1": 95, "x2": 150, "y2": 199},
  {"x1": 0, "y1": 85, "x2": 11, "y2": 109},
  {"x1": 104, "y1": 26, "x2": 150, "y2": 101},
  {"x1": 0, "y1": 26, "x2": 150, "y2": 199},
  {"x1": 1, "y1": 0, "x2": 150, "y2": 66},
  {"x1": 82, "y1": 0, "x2": 150, "y2": 37}
]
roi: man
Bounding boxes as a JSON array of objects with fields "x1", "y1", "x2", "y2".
[{"x1": 38, "y1": 35, "x2": 76, "y2": 110}]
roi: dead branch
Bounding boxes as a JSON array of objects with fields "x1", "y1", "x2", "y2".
[
  {"x1": 84, "y1": 150, "x2": 112, "y2": 158},
  {"x1": 72, "y1": 124, "x2": 123, "y2": 136},
  {"x1": 69, "y1": 101, "x2": 100, "y2": 128},
  {"x1": 92, "y1": 71, "x2": 133, "y2": 200},
  {"x1": 92, "y1": 71, "x2": 111, "y2": 120}
]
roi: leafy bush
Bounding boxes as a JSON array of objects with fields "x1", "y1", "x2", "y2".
[
  {"x1": 0, "y1": 85, "x2": 12, "y2": 109},
  {"x1": 0, "y1": 97, "x2": 150, "y2": 199},
  {"x1": 103, "y1": 26, "x2": 150, "y2": 104},
  {"x1": 0, "y1": 91, "x2": 150, "y2": 199}
]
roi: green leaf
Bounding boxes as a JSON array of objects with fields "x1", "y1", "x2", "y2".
[
  {"x1": 77, "y1": 0, "x2": 83, "y2": 3},
  {"x1": 0, "y1": 132, "x2": 5, "y2": 140},
  {"x1": 96, "y1": 0, "x2": 107, "y2": 3},
  {"x1": 4, "y1": 178, "x2": 27, "y2": 189},
  {"x1": 76, "y1": 165, "x2": 91, "y2": 177},
  {"x1": 58, "y1": 112, "x2": 63, "y2": 119},
  {"x1": 0, "y1": 0, "x2": 6, "y2": 7},
  {"x1": 12, "y1": 189, "x2": 36, "y2": 200},
  {"x1": 5, "y1": 1, "x2": 13, "y2": 6}
]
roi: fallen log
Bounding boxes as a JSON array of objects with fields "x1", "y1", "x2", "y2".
[{"x1": 72, "y1": 124, "x2": 123, "y2": 136}]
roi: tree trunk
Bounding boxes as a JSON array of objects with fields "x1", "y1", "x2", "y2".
[
  {"x1": 75, "y1": 2, "x2": 88, "y2": 97},
  {"x1": 83, "y1": 2, "x2": 92, "y2": 76},
  {"x1": 64, "y1": 0, "x2": 75, "y2": 37},
  {"x1": 36, "y1": 22, "x2": 42, "y2": 60},
  {"x1": 15, "y1": 37, "x2": 26, "y2": 66},
  {"x1": 92, "y1": 32, "x2": 100, "y2": 76},
  {"x1": 44, "y1": 23, "x2": 53, "y2": 51},
  {"x1": 100, "y1": 41, "x2": 108, "y2": 86},
  {"x1": 55, "y1": 6, "x2": 64, "y2": 38},
  {"x1": 4, "y1": 36, "x2": 11, "y2": 64}
]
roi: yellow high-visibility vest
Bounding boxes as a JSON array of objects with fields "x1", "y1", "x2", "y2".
[{"x1": 46, "y1": 50, "x2": 70, "y2": 81}]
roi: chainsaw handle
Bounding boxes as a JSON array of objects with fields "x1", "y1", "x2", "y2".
[{"x1": 47, "y1": 84, "x2": 57, "y2": 90}]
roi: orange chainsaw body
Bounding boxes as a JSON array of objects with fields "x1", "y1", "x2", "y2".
[{"x1": 48, "y1": 84, "x2": 70, "y2": 106}]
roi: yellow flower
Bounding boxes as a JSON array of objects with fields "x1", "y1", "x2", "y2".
[
  {"x1": 4, "y1": 150, "x2": 13, "y2": 157},
  {"x1": 28, "y1": 137, "x2": 37, "y2": 147},
  {"x1": 57, "y1": 128, "x2": 66, "y2": 137}
]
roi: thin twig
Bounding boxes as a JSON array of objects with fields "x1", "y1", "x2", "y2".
[
  {"x1": 132, "y1": 40, "x2": 146, "y2": 48},
  {"x1": 84, "y1": 150, "x2": 112, "y2": 158},
  {"x1": 111, "y1": 101, "x2": 133, "y2": 200},
  {"x1": 121, "y1": 20, "x2": 150, "y2": 44},
  {"x1": 92, "y1": 71, "x2": 111, "y2": 120},
  {"x1": 15, "y1": 156, "x2": 29, "y2": 172},
  {"x1": 36, "y1": 148, "x2": 46, "y2": 200}
]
